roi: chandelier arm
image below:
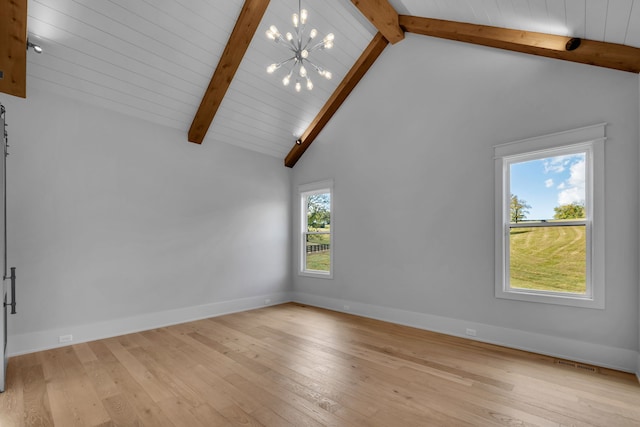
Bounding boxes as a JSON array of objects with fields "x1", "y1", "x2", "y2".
[
  {"x1": 278, "y1": 31, "x2": 306, "y2": 55},
  {"x1": 309, "y1": 41, "x2": 327, "y2": 51},
  {"x1": 304, "y1": 59, "x2": 321, "y2": 71},
  {"x1": 273, "y1": 36, "x2": 297, "y2": 54},
  {"x1": 285, "y1": 40, "x2": 298, "y2": 52},
  {"x1": 301, "y1": 36, "x2": 316, "y2": 51},
  {"x1": 277, "y1": 56, "x2": 297, "y2": 68},
  {"x1": 304, "y1": 59, "x2": 331, "y2": 79},
  {"x1": 274, "y1": 34, "x2": 290, "y2": 46},
  {"x1": 285, "y1": 65, "x2": 295, "y2": 78},
  {"x1": 299, "y1": 23, "x2": 306, "y2": 43}
]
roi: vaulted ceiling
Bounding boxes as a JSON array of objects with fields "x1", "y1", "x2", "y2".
[{"x1": 2, "y1": 0, "x2": 640, "y2": 167}]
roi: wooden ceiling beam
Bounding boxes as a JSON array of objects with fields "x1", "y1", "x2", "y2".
[
  {"x1": 284, "y1": 32, "x2": 389, "y2": 168},
  {"x1": 188, "y1": 0, "x2": 270, "y2": 144},
  {"x1": 0, "y1": 0, "x2": 28, "y2": 98},
  {"x1": 399, "y1": 15, "x2": 640, "y2": 74},
  {"x1": 350, "y1": 0, "x2": 404, "y2": 44}
]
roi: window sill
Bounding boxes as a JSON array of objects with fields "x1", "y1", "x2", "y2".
[
  {"x1": 299, "y1": 270, "x2": 333, "y2": 279},
  {"x1": 496, "y1": 287, "x2": 604, "y2": 309}
]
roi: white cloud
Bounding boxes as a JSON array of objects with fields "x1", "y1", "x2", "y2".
[
  {"x1": 543, "y1": 155, "x2": 573, "y2": 174},
  {"x1": 545, "y1": 178, "x2": 554, "y2": 188},
  {"x1": 557, "y1": 159, "x2": 586, "y2": 205}
]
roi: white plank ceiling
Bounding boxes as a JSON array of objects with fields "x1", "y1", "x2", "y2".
[{"x1": 23, "y1": 0, "x2": 640, "y2": 161}]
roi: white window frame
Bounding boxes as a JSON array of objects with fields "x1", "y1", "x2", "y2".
[
  {"x1": 299, "y1": 180, "x2": 334, "y2": 279},
  {"x1": 494, "y1": 124, "x2": 606, "y2": 309}
]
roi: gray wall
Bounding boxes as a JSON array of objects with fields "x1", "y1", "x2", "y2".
[
  {"x1": 292, "y1": 34, "x2": 639, "y2": 368},
  {"x1": 2, "y1": 32, "x2": 638, "y2": 372},
  {"x1": 2, "y1": 86, "x2": 291, "y2": 352}
]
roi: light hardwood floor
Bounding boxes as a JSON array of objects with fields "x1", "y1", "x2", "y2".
[{"x1": 1, "y1": 303, "x2": 639, "y2": 426}]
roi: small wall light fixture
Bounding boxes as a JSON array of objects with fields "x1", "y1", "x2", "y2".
[{"x1": 27, "y1": 39, "x2": 43, "y2": 54}]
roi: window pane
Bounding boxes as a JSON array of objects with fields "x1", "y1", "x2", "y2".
[
  {"x1": 510, "y1": 153, "x2": 586, "y2": 222},
  {"x1": 306, "y1": 193, "x2": 331, "y2": 232},
  {"x1": 509, "y1": 225, "x2": 586, "y2": 294},
  {"x1": 305, "y1": 233, "x2": 331, "y2": 271}
]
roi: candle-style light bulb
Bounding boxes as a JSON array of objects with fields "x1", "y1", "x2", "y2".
[{"x1": 323, "y1": 33, "x2": 335, "y2": 49}]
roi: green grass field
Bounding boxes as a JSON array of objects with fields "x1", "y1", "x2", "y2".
[
  {"x1": 509, "y1": 225, "x2": 586, "y2": 294},
  {"x1": 306, "y1": 252, "x2": 330, "y2": 271},
  {"x1": 306, "y1": 231, "x2": 331, "y2": 271}
]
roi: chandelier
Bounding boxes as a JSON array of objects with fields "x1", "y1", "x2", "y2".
[{"x1": 266, "y1": 0, "x2": 334, "y2": 92}]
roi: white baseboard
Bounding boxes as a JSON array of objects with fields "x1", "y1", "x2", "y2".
[
  {"x1": 292, "y1": 292, "x2": 639, "y2": 374},
  {"x1": 9, "y1": 290, "x2": 639, "y2": 376},
  {"x1": 7, "y1": 292, "x2": 292, "y2": 357}
]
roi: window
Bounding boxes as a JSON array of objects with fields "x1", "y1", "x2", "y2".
[
  {"x1": 494, "y1": 124, "x2": 605, "y2": 308},
  {"x1": 299, "y1": 180, "x2": 333, "y2": 278}
]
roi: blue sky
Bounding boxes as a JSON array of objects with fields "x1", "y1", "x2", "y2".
[{"x1": 510, "y1": 153, "x2": 586, "y2": 220}]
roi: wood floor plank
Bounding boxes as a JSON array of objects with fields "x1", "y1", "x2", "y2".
[
  {"x1": 220, "y1": 328, "x2": 383, "y2": 420},
  {"x1": 0, "y1": 359, "x2": 27, "y2": 427},
  {"x1": 40, "y1": 348, "x2": 93, "y2": 427},
  {"x1": 128, "y1": 345, "x2": 201, "y2": 405},
  {"x1": 205, "y1": 320, "x2": 409, "y2": 425},
  {"x1": 87, "y1": 340, "x2": 177, "y2": 427},
  {"x1": 218, "y1": 403, "x2": 265, "y2": 427},
  {"x1": 188, "y1": 402, "x2": 232, "y2": 427},
  {"x1": 21, "y1": 364, "x2": 54, "y2": 426},
  {"x1": 80, "y1": 359, "x2": 120, "y2": 401},
  {"x1": 56, "y1": 346, "x2": 112, "y2": 426},
  {"x1": 156, "y1": 396, "x2": 213, "y2": 427},
  {"x1": 101, "y1": 393, "x2": 142, "y2": 427},
  {"x1": 101, "y1": 338, "x2": 175, "y2": 403},
  {"x1": 2, "y1": 303, "x2": 640, "y2": 426},
  {"x1": 71, "y1": 343, "x2": 99, "y2": 365}
]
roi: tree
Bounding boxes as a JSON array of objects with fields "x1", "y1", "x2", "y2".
[
  {"x1": 510, "y1": 194, "x2": 531, "y2": 223},
  {"x1": 307, "y1": 193, "x2": 330, "y2": 230},
  {"x1": 553, "y1": 202, "x2": 585, "y2": 220}
]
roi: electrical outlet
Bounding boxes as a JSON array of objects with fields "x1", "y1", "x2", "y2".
[
  {"x1": 264, "y1": 298, "x2": 271, "y2": 305},
  {"x1": 465, "y1": 328, "x2": 477, "y2": 337},
  {"x1": 343, "y1": 305, "x2": 350, "y2": 311},
  {"x1": 59, "y1": 334, "x2": 73, "y2": 343}
]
